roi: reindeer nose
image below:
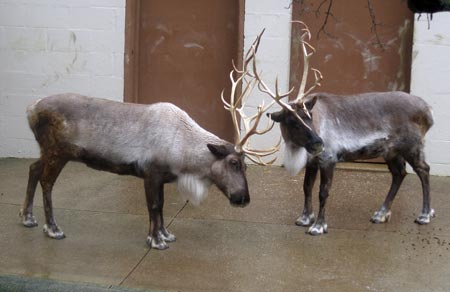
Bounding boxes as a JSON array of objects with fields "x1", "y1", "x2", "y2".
[
  {"x1": 306, "y1": 137, "x2": 324, "y2": 156},
  {"x1": 311, "y1": 142, "x2": 324, "y2": 155},
  {"x1": 230, "y1": 193, "x2": 250, "y2": 207}
]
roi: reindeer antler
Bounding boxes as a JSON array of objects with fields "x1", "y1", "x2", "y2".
[
  {"x1": 255, "y1": 21, "x2": 323, "y2": 130},
  {"x1": 221, "y1": 30, "x2": 281, "y2": 165},
  {"x1": 295, "y1": 21, "x2": 323, "y2": 103}
]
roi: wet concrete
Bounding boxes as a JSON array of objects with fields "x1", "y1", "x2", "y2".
[{"x1": 0, "y1": 158, "x2": 449, "y2": 292}]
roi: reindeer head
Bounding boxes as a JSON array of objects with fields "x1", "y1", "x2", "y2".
[
  {"x1": 269, "y1": 97, "x2": 323, "y2": 156},
  {"x1": 207, "y1": 143, "x2": 249, "y2": 207}
]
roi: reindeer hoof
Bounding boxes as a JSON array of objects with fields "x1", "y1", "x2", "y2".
[
  {"x1": 159, "y1": 229, "x2": 176, "y2": 242},
  {"x1": 307, "y1": 222, "x2": 328, "y2": 235},
  {"x1": 370, "y1": 210, "x2": 391, "y2": 224},
  {"x1": 415, "y1": 209, "x2": 435, "y2": 225},
  {"x1": 20, "y1": 211, "x2": 38, "y2": 228},
  {"x1": 295, "y1": 213, "x2": 315, "y2": 226},
  {"x1": 146, "y1": 236, "x2": 169, "y2": 250},
  {"x1": 43, "y1": 224, "x2": 65, "y2": 239}
]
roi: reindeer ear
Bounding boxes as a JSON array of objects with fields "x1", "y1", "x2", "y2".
[
  {"x1": 304, "y1": 96, "x2": 318, "y2": 112},
  {"x1": 267, "y1": 111, "x2": 284, "y2": 123},
  {"x1": 207, "y1": 144, "x2": 231, "y2": 159}
]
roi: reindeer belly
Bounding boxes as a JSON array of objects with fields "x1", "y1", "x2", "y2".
[
  {"x1": 324, "y1": 130, "x2": 390, "y2": 163},
  {"x1": 76, "y1": 149, "x2": 144, "y2": 177},
  {"x1": 337, "y1": 138, "x2": 387, "y2": 162}
]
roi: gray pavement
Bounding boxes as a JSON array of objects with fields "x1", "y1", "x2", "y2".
[{"x1": 0, "y1": 158, "x2": 449, "y2": 292}]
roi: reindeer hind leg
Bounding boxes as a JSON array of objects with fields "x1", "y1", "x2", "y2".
[
  {"x1": 20, "y1": 159, "x2": 44, "y2": 227},
  {"x1": 40, "y1": 157, "x2": 67, "y2": 239},
  {"x1": 405, "y1": 148, "x2": 434, "y2": 224},
  {"x1": 371, "y1": 156, "x2": 407, "y2": 224}
]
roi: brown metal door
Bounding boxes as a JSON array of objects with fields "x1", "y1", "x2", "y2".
[
  {"x1": 125, "y1": 0, "x2": 243, "y2": 142},
  {"x1": 290, "y1": 0, "x2": 414, "y2": 95}
]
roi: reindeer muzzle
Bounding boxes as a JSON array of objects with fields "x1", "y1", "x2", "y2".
[
  {"x1": 229, "y1": 193, "x2": 250, "y2": 207},
  {"x1": 306, "y1": 138, "x2": 324, "y2": 156}
]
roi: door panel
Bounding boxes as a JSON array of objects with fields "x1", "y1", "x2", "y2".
[
  {"x1": 290, "y1": 0, "x2": 414, "y2": 95},
  {"x1": 125, "y1": 0, "x2": 243, "y2": 142}
]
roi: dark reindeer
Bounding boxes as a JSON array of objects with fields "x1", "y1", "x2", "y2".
[
  {"x1": 260, "y1": 22, "x2": 435, "y2": 235},
  {"x1": 20, "y1": 34, "x2": 278, "y2": 249}
]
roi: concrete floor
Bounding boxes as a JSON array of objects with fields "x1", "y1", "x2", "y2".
[{"x1": 0, "y1": 158, "x2": 450, "y2": 292}]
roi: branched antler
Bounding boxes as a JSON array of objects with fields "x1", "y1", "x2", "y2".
[
  {"x1": 254, "y1": 21, "x2": 322, "y2": 131},
  {"x1": 221, "y1": 30, "x2": 281, "y2": 165}
]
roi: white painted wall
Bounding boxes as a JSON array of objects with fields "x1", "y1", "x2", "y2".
[
  {"x1": 410, "y1": 13, "x2": 450, "y2": 176},
  {"x1": 1, "y1": 1, "x2": 447, "y2": 176},
  {"x1": 0, "y1": 0, "x2": 125, "y2": 157},
  {"x1": 243, "y1": 0, "x2": 292, "y2": 165}
]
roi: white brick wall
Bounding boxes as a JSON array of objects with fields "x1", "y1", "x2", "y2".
[
  {"x1": 2, "y1": 1, "x2": 447, "y2": 177},
  {"x1": 0, "y1": 0, "x2": 125, "y2": 157},
  {"x1": 243, "y1": 0, "x2": 292, "y2": 165},
  {"x1": 410, "y1": 13, "x2": 450, "y2": 176}
]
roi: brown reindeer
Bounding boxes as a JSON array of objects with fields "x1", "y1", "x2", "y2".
[
  {"x1": 20, "y1": 32, "x2": 279, "y2": 249},
  {"x1": 260, "y1": 22, "x2": 435, "y2": 235}
]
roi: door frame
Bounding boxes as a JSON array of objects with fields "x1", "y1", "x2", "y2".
[{"x1": 123, "y1": 0, "x2": 246, "y2": 103}]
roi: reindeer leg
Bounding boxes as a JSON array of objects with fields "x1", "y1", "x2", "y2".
[
  {"x1": 144, "y1": 176, "x2": 169, "y2": 250},
  {"x1": 371, "y1": 156, "x2": 406, "y2": 223},
  {"x1": 158, "y1": 188, "x2": 176, "y2": 243},
  {"x1": 307, "y1": 163, "x2": 335, "y2": 235},
  {"x1": 406, "y1": 150, "x2": 434, "y2": 224},
  {"x1": 296, "y1": 162, "x2": 318, "y2": 226},
  {"x1": 40, "y1": 158, "x2": 67, "y2": 239},
  {"x1": 20, "y1": 159, "x2": 44, "y2": 227}
]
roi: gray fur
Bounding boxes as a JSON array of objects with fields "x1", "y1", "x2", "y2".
[
  {"x1": 22, "y1": 93, "x2": 250, "y2": 249},
  {"x1": 270, "y1": 91, "x2": 434, "y2": 235}
]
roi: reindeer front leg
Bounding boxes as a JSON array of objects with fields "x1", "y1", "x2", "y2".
[
  {"x1": 144, "y1": 176, "x2": 174, "y2": 250},
  {"x1": 296, "y1": 163, "x2": 318, "y2": 226},
  {"x1": 307, "y1": 163, "x2": 335, "y2": 235},
  {"x1": 157, "y1": 187, "x2": 176, "y2": 243}
]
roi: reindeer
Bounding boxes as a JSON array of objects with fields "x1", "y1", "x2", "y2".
[
  {"x1": 257, "y1": 22, "x2": 435, "y2": 235},
  {"x1": 20, "y1": 33, "x2": 278, "y2": 249}
]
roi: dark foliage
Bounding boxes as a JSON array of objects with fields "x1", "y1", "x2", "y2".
[{"x1": 407, "y1": 0, "x2": 450, "y2": 13}]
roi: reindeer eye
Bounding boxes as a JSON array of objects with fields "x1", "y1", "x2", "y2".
[
  {"x1": 230, "y1": 159, "x2": 240, "y2": 170},
  {"x1": 287, "y1": 117, "x2": 301, "y2": 129}
]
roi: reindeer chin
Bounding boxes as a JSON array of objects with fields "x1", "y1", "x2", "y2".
[{"x1": 283, "y1": 145, "x2": 308, "y2": 176}]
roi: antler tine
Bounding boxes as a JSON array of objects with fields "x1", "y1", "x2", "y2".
[
  {"x1": 226, "y1": 66, "x2": 246, "y2": 144},
  {"x1": 243, "y1": 136, "x2": 282, "y2": 166},
  {"x1": 252, "y1": 57, "x2": 294, "y2": 111},
  {"x1": 221, "y1": 29, "x2": 283, "y2": 165},
  {"x1": 245, "y1": 155, "x2": 277, "y2": 166},
  {"x1": 292, "y1": 21, "x2": 323, "y2": 106},
  {"x1": 244, "y1": 29, "x2": 265, "y2": 69},
  {"x1": 238, "y1": 103, "x2": 271, "y2": 150},
  {"x1": 252, "y1": 49, "x2": 312, "y2": 131},
  {"x1": 245, "y1": 136, "x2": 282, "y2": 156},
  {"x1": 302, "y1": 68, "x2": 323, "y2": 98}
]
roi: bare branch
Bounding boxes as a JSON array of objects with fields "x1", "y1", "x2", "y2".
[
  {"x1": 367, "y1": 0, "x2": 385, "y2": 50},
  {"x1": 316, "y1": 0, "x2": 335, "y2": 39}
]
